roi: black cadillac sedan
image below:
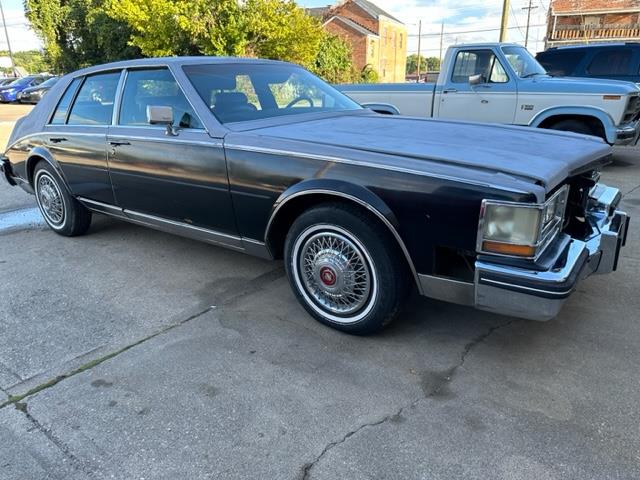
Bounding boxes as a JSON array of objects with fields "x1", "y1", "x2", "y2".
[{"x1": 0, "y1": 57, "x2": 630, "y2": 334}]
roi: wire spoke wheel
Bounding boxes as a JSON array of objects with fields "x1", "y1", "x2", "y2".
[
  {"x1": 295, "y1": 226, "x2": 376, "y2": 322},
  {"x1": 36, "y1": 171, "x2": 65, "y2": 227}
]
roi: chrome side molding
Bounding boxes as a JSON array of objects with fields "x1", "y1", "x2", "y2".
[{"x1": 77, "y1": 196, "x2": 270, "y2": 258}]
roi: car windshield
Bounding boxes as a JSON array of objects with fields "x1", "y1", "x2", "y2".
[
  {"x1": 9, "y1": 77, "x2": 34, "y2": 87},
  {"x1": 183, "y1": 63, "x2": 362, "y2": 124},
  {"x1": 38, "y1": 77, "x2": 59, "y2": 88},
  {"x1": 501, "y1": 46, "x2": 547, "y2": 78}
]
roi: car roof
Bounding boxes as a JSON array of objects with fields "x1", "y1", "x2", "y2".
[
  {"x1": 72, "y1": 56, "x2": 292, "y2": 77},
  {"x1": 544, "y1": 42, "x2": 640, "y2": 51}
]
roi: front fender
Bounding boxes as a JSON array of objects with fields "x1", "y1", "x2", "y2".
[
  {"x1": 528, "y1": 106, "x2": 618, "y2": 144},
  {"x1": 266, "y1": 179, "x2": 400, "y2": 235}
]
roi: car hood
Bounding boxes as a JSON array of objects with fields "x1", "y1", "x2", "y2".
[
  {"x1": 521, "y1": 74, "x2": 640, "y2": 94},
  {"x1": 247, "y1": 113, "x2": 611, "y2": 193}
]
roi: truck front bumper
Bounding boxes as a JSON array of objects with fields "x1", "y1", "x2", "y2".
[
  {"x1": 474, "y1": 185, "x2": 629, "y2": 320},
  {"x1": 614, "y1": 120, "x2": 640, "y2": 145}
]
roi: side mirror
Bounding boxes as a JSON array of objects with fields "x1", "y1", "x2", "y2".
[
  {"x1": 468, "y1": 74, "x2": 483, "y2": 86},
  {"x1": 146, "y1": 105, "x2": 179, "y2": 136}
]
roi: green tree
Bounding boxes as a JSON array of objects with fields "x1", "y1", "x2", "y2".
[
  {"x1": 311, "y1": 34, "x2": 353, "y2": 83},
  {"x1": 25, "y1": 0, "x2": 141, "y2": 72},
  {"x1": 406, "y1": 54, "x2": 440, "y2": 74},
  {"x1": 0, "y1": 50, "x2": 50, "y2": 74}
]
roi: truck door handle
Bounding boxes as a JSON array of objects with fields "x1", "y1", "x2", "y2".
[
  {"x1": 109, "y1": 141, "x2": 131, "y2": 146},
  {"x1": 49, "y1": 137, "x2": 67, "y2": 144},
  {"x1": 443, "y1": 88, "x2": 457, "y2": 94}
]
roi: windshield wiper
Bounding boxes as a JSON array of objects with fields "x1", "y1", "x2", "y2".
[{"x1": 521, "y1": 72, "x2": 545, "y2": 78}]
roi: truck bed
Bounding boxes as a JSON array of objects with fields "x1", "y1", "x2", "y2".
[{"x1": 337, "y1": 83, "x2": 435, "y2": 117}]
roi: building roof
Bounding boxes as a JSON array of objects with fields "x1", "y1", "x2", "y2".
[
  {"x1": 351, "y1": 0, "x2": 403, "y2": 24},
  {"x1": 324, "y1": 15, "x2": 379, "y2": 36}
]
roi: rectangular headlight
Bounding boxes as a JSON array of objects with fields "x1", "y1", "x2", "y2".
[{"x1": 478, "y1": 186, "x2": 569, "y2": 259}]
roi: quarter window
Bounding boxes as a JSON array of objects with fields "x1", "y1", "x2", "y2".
[
  {"x1": 50, "y1": 77, "x2": 82, "y2": 125},
  {"x1": 119, "y1": 68, "x2": 203, "y2": 129},
  {"x1": 67, "y1": 72, "x2": 121, "y2": 125},
  {"x1": 588, "y1": 49, "x2": 632, "y2": 76},
  {"x1": 452, "y1": 50, "x2": 508, "y2": 84}
]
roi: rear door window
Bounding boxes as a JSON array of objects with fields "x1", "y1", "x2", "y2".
[
  {"x1": 587, "y1": 49, "x2": 632, "y2": 76},
  {"x1": 50, "y1": 78, "x2": 83, "y2": 125},
  {"x1": 67, "y1": 71, "x2": 121, "y2": 125}
]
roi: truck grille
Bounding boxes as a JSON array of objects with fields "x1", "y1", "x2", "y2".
[{"x1": 624, "y1": 94, "x2": 640, "y2": 123}]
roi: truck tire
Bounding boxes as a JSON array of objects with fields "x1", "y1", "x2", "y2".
[
  {"x1": 33, "y1": 161, "x2": 92, "y2": 236},
  {"x1": 284, "y1": 202, "x2": 409, "y2": 335},
  {"x1": 548, "y1": 119, "x2": 595, "y2": 136}
]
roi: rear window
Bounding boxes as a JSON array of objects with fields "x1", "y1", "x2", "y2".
[
  {"x1": 587, "y1": 49, "x2": 632, "y2": 76},
  {"x1": 536, "y1": 49, "x2": 584, "y2": 76},
  {"x1": 67, "y1": 71, "x2": 121, "y2": 125}
]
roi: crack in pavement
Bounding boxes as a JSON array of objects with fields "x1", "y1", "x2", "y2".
[
  {"x1": 0, "y1": 267, "x2": 285, "y2": 411},
  {"x1": 623, "y1": 183, "x2": 640, "y2": 199},
  {"x1": 14, "y1": 401, "x2": 96, "y2": 478},
  {"x1": 298, "y1": 319, "x2": 514, "y2": 480}
]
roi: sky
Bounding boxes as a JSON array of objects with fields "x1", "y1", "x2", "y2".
[
  {"x1": 297, "y1": 0, "x2": 550, "y2": 57},
  {"x1": 0, "y1": 0, "x2": 41, "y2": 52},
  {"x1": 0, "y1": 0, "x2": 550, "y2": 55}
]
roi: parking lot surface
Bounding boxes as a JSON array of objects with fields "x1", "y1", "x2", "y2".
[{"x1": 1, "y1": 107, "x2": 639, "y2": 479}]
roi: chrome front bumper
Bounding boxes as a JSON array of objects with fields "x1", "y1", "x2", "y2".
[
  {"x1": 615, "y1": 120, "x2": 640, "y2": 145},
  {"x1": 474, "y1": 184, "x2": 629, "y2": 320}
]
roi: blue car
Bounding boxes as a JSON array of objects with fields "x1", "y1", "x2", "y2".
[{"x1": 0, "y1": 75, "x2": 48, "y2": 103}]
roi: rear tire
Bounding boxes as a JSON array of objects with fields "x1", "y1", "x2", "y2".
[
  {"x1": 284, "y1": 203, "x2": 409, "y2": 335},
  {"x1": 33, "y1": 161, "x2": 92, "y2": 236}
]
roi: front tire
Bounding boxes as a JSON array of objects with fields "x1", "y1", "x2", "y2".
[
  {"x1": 33, "y1": 161, "x2": 92, "y2": 236},
  {"x1": 284, "y1": 203, "x2": 409, "y2": 335},
  {"x1": 548, "y1": 119, "x2": 595, "y2": 136}
]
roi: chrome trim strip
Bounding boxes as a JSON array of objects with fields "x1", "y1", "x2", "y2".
[
  {"x1": 478, "y1": 278, "x2": 573, "y2": 297},
  {"x1": 224, "y1": 144, "x2": 530, "y2": 195},
  {"x1": 106, "y1": 134, "x2": 219, "y2": 147},
  {"x1": 77, "y1": 196, "x2": 125, "y2": 216},
  {"x1": 112, "y1": 69, "x2": 128, "y2": 126},
  {"x1": 264, "y1": 188, "x2": 422, "y2": 294},
  {"x1": 418, "y1": 274, "x2": 474, "y2": 305},
  {"x1": 123, "y1": 209, "x2": 243, "y2": 249}
]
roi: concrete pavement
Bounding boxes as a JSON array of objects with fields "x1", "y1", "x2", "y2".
[{"x1": 0, "y1": 108, "x2": 639, "y2": 479}]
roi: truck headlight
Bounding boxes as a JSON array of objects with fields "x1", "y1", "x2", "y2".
[{"x1": 478, "y1": 185, "x2": 569, "y2": 258}]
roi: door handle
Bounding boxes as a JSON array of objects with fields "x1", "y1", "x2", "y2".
[
  {"x1": 49, "y1": 137, "x2": 67, "y2": 144},
  {"x1": 443, "y1": 88, "x2": 457, "y2": 94},
  {"x1": 109, "y1": 140, "x2": 131, "y2": 146}
]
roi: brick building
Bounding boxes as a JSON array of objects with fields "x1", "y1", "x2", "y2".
[
  {"x1": 308, "y1": 0, "x2": 407, "y2": 83},
  {"x1": 547, "y1": 0, "x2": 640, "y2": 46}
]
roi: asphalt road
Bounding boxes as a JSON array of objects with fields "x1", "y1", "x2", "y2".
[{"x1": 0, "y1": 107, "x2": 639, "y2": 479}]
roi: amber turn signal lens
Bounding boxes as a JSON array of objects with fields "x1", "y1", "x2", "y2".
[
  {"x1": 603, "y1": 95, "x2": 621, "y2": 100},
  {"x1": 482, "y1": 241, "x2": 536, "y2": 257}
]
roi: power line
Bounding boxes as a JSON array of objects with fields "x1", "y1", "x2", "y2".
[{"x1": 407, "y1": 23, "x2": 545, "y2": 38}]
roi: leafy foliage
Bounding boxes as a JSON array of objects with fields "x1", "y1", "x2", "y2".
[
  {"x1": 406, "y1": 54, "x2": 440, "y2": 74},
  {"x1": 311, "y1": 34, "x2": 353, "y2": 84},
  {"x1": 25, "y1": 0, "x2": 142, "y2": 72},
  {"x1": 0, "y1": 50, "x2": 50, "y2": 74}
]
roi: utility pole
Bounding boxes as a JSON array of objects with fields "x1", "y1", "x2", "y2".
[
  {"x1": 522, "y1": 0, "x2": 538, "y2": 48},
  {"x1": 499, "y1": 0, "x2": 510, "y2": 42},
  {"x1": 0, "y1": 0, "x2": 15, "y2": 76},
  {"x1": 416, "y1": 20, "x2": 422, "y2": 83}
]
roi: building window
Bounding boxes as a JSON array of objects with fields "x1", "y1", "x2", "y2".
[
  {"x1": 370, "y1": 39, "x2": 375, "y2": 57},
  {"x1": 399, "y1": 33, "x2": 403, "y2": 48},
  {"x1": 584, "y1": 15, "x2": 601, "y2": 26}
]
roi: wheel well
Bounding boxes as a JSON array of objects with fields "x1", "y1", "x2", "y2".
[
  {"x1": 266, "y1": 193, "x2": 416, "y2": 286},
  {"x1": 26, "y1": 155, "x2": 46, "y2": 186},
  {"x1": 538, "y1": 114, "x2": 606, "y2": 141}
]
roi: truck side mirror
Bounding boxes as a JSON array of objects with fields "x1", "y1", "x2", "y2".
[{"x1": 468, "y1": 74, "x2": 483, "y2": 86}]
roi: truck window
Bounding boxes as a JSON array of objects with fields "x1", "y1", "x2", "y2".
[
  {"x1": 536, "y1": 49, "x2": 583, "y2": 76},
  {"x1": 451, "y1": 50, "x2": 508, "y2": 84},
  {"x1": 588, "y1": 49, "x2": 632, "y2": 75}
]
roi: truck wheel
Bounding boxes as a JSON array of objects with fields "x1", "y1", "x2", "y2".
[
  {"x1": 33, "y1": 161, "x2": 92, "y2": 236},
  {"x1": 284, "y1": 203, "x2": 409, "y2": 335},
  {"x1": 548, "y1": 119, "x2": 594, "y2": 136}
]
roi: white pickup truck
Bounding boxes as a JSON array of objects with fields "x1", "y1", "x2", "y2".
[{"x1": 338, "y1": 43, "x2": 640, "y2": 145}]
